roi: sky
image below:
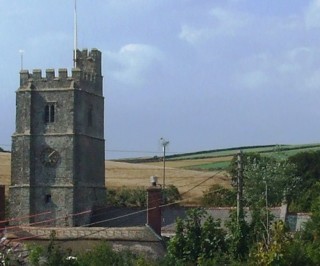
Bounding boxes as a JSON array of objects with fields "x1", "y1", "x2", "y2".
[{"x1": 1, "y1": 0, "x2": 320, "y2": 159}]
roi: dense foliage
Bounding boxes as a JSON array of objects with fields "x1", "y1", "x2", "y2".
[
  {"x1": 166, "y1": 208, "x2": 228, "y2": 265},
  {"x1": 288, "y1": 150, "x2": 320, "y2": 212},
  {"x1": 7, "y1": 150, "x2": 320, "y2": 265},
  {"x1": 27, "y1": 240, "x2": 152, "y2": 266},
  {"x1": 107, "y1": 185, "x2": 181, "y2": 207},
  {"x1": 201, "y1": 184, "x2": 236, "y2": 207}
]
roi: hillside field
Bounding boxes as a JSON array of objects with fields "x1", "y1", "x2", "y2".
[
  {"x1": 2, "y1": 143, "x2": 320, "y2": 205},
  {"x1": 0, "y1": 152, "x2": 229, "y2": 205}
]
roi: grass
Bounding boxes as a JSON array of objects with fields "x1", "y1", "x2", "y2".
[
  {"x1": 137, "y1": 143, "x2": 320, "y2": 171},
  {"x1": 186, "y1": 161, "x2": 231, "y2": 171}
]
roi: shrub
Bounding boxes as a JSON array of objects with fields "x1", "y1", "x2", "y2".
[{"x1": 201, "y1": 184, "x2": 236, "y2": 207}]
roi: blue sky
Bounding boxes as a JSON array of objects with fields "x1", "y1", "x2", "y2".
[{"x1": 1, "y1": 0, "x2": 320, "y2": 159}]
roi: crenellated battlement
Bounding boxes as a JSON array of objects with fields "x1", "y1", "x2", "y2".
[
  {"x1": 20, "y1": 68, "x2": 70, "y2": 81},
  {"x1": 19, "y1": 49, "x2": 103, "y2": 93},
  {"x1": 74, "y1": 48, "x2": 102, "y2": 75}
]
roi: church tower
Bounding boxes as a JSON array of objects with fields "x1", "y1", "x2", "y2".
[{"x1": 9, "y1": 49, "x2": 106, "y2": 226}]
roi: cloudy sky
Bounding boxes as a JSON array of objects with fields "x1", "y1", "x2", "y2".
[{"x1": 1, "y1": 0, "x2": 320, "y2": 159}]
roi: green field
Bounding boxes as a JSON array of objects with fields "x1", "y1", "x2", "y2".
[{"x1": 121, "y1": 143, "x2": 320, "y2": 171}]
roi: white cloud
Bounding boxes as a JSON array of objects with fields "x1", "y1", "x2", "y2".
[
  {"x1": 179, "y1": 7, "x2": 249, "y2": 45},
  {"x1": 277, "y1": 47, "x2": 312, "y2": 74},
  {"x1": 27, "y1": 32, "x2": 71, "y2": 47},
  {"x1": 305, "y1": 0, "x2": 320, "y2": 29},
  {"x1": 238, "y1": 70, "x2": 269, "y2": 90},
  {"x1": 277, "y1": 63, "x2": 300, "y2": 74},
  {"x1": 305, "y1": 70, "x2": 320, "y2": 90},
  {"x1": 105, "y1": 44, "x2": 163, "y2": 87},
  {"x1": 209, "y1": 7, "x2": 248, "y2": 36},
  {"x1": 179, "y1": 25, "x2": 211, "y2": 45}
]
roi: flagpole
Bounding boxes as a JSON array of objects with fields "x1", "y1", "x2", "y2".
[{"x1": 73, "y1": 0, "x2": 78, "y2": 68}]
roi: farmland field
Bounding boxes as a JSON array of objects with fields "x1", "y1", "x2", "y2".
[
  {"x1": 2, "y1": 143, "x2": 320, "y2": 205},
  {"x1": 0, "y1": 152, "x2": 230, "y2": 205}
]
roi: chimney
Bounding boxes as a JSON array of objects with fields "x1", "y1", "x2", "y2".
[{"x1": 147, "y1": 176, "x2": 162, "y2": 236}]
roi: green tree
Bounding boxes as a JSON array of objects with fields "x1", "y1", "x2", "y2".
[
  {"x1": 27, "y1": 231, "x2": 78, "y2": 266},
  {"x1": 229, "y1": 153, "x2": 298, "y2": 254},
  {"x1": 249, "y1": 220, "x2": 290, "y2": 266},
  {"x1": 243, "y1": 156, "x2": 298, "y2": 208},
  {"x1": 225, "y1": 210, "x2": 250, "y2": 261},
  {"x1": 162, "y1": 185, "x2": 181, "y2": 204},
  {"x1": 166, "y1": 208, "x2": 228, "y2": 265},
  {"x1": 288, "y1": 150, "x2": 320, "y2": 212},
  {"x1": 201, "y1": 184, "x2": 236, "y2": 207},
  {"x1": 77, "y1": 242, "x2": 145, "y2": 266},
  {"x1": 107, "y1": 185, "x2": 181, "y2": 207}
]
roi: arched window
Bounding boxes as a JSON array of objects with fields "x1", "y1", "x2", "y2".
[
  {"x1": 50, "y1": 104, "x2": 55, "y2": 122},
  {"x1": 44, "y1": 103, "x2": 55, "y2": 123},
  {"x1": 44, "y1": 105, "x2": 50, "y2": 123}
]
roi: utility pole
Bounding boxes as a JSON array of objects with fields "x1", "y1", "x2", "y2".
[
  {"x1": 236, "y1": 150, "x2": 243, "y2": 224},
  {"x1": 264, "y1": 178, "x2": 270, "y2": 245},
  {"x1": 160, "y1": 138, "x2": 169, "y2": 189}
]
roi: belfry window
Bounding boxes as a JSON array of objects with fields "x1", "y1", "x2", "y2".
[
  {"x1": 44, "y1": 103, "x2": 55, "y2": 123},
  {"x1": 88, "y1": 105, "x2": 93, "y2": 127},
  {"x1": 45, "y1": 194, "x2": 51, "y2": 204}
]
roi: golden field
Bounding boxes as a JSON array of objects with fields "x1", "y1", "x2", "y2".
[{"x1": 0, "y1": 152, "x2": 229, "y2": 204}]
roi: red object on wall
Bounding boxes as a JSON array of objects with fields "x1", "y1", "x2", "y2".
[{"x1": 147, "y1": 186, "x2": 162, "y2": 236}]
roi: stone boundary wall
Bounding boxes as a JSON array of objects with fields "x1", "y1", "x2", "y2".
[
  {"x1": 8, "y1": 226, "x2": 161, "y2": 242},
  {"x1": 6, "y1": 226, "x2": 165, "y2": 259}
]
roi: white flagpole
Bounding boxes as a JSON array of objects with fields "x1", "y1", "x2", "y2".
[{"x1": 74, "y1": 0, "x2": 78, "y2": 68}]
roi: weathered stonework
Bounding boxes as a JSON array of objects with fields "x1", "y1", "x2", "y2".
[
  {"x1": 9, "y1": 49, "x2": 106, "y2": 226},
  {"x1": 7, "y1": 226, "x2": 165, "y2": 260}
]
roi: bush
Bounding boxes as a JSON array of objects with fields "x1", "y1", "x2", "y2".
[
  {"x1": 162, "y1": 185, "x2": 181, "y2": 204},
  {"x1": 107, "y1": 185, "x2": 181, "y2": 207},
  {"x1": 107, "y1": 187, "x2": 147, "y2": 207},
  {"x1": 77, "y1": 242, "x2": 141, "y2": 266},
  {"x1": 201, "y1": 184, "x2": 236, "y2": 207}
]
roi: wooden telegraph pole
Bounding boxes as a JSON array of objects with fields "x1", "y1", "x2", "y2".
[{"x1": 236, "y1": 150, "x2": 243, "y2": 224}]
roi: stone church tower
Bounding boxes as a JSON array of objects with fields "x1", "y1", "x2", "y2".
[{"x1": 9, "y1": 49, "x2": 106, "y2": 226}]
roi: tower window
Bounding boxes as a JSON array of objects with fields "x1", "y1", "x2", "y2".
[
  {"x1": 44, "y1": 103, "x2": 55, "y2": 123},
  {"x1": 88, "y1": 105, "x2": 93, "y2": 127},
  {"x1": 45, "y1": 194, "x2": 52, "y2": 203}
]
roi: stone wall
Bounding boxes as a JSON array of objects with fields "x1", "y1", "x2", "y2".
[
  {"x1": 10, "y1": 49, "x2": 106, "y2": 227},
  {"x1": 8, "y1": 226, "x2": 165, "y2": 259}
]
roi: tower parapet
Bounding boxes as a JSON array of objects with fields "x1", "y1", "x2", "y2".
[
  {"x1": 19, "y1": 49, "x2": 103, "y2": 95},
  {"x1": 74, "y1": 48, "x2": 102, "y2": 75}
]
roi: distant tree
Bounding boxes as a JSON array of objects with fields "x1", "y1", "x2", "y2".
[
  {"x1": 107, "y1": 185, "x2": 181, "y2": 208},
  {"x1": 201, "y1": 184, "x2": 236, "y2": 207},
  {"x1": 107, "y1": 187, "x2": 147, "y2": 207},
  {"x1": 228, "y1": 152, "x2": 262, "y2": 188},
  {"x1": 162, "y1": 185, "x2": 181, "y2": 204},
  {"x1": 243, "y1": 156, "x2": 298, "y2": 208},
  {"x1": 242, "y1": 156, "x2": 298, "y2": 247},
  {"x1": 288, "y1": 150, "x2": 320, "y2": 212}
]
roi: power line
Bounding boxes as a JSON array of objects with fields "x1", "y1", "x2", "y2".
[{"x1": 3, "y1": 170, "x2": 226, "y2": 232}]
